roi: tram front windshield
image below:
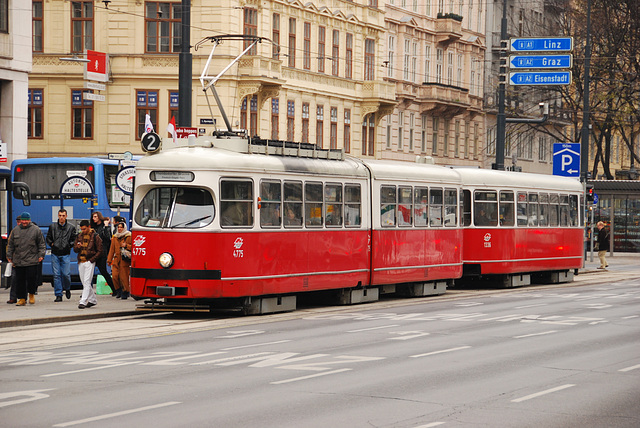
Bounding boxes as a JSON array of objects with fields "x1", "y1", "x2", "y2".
[{"x1": 136, "y1": 187, "x2": 214, "y2": 228}]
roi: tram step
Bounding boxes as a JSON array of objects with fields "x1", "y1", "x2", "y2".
[{"x1": 337, "y1": 287, "x2": 380, "y2": 305}]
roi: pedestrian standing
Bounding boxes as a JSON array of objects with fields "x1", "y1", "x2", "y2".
[
  {"x1": 90, "y1": 211, "x2": 117, "y2": 295},
  {"x1": 6, "y1": 212, "x2": 46, "y2": 306},
  {"x1": 46, "y1": 209, "x2": 77, "y2": 302},
  {"x1": 107, "y1": 220, "x2": 132, "y2": 300},
  {"x1": 596, "y1": 221, "x2": 610, "y2": 269},
  {"x1": 5, "y1": 216, "x2": 21, "y2": 304},
  {"x1": 73, "y1": 219, "x2": 103, "y2": 309}
]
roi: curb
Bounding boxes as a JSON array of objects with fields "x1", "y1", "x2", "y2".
[{"x1": 0, "y1": 310, "x2": 139, "y2": 329}]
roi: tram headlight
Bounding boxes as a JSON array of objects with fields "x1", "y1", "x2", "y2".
[{"x1": 159, "y1": 252, "x2": 174, "y2": 269}]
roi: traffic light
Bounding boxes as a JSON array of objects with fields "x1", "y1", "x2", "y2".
[{"x1": 586, "y1": 185, "x2": 594, "y2": 204}]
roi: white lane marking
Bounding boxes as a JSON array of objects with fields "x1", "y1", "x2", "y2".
[
  {"x1": 271, "y1": 368, "x2": 352, "y2": 384},
  {"x1": 455, "y1": 302, "x2": 483, "y2": 307},
  {"x1": 0, "y1": 389, "x2": 55, "y2": 408},
  {"x1": 410, "y1": 346, "x2": 471, "y2": 358},
  {"x1": 511, "y1": 384, "x2": 575, "y2": 403},
  {"x1": 348, "y1": 325, "x2": 399, "y2": 333},
  {"x1": 515, "y1": 303, "x2": 548, "y2": 309},
  {"x1": 622, "y1": 315, "x2": 638, "y2": 319},
  {"x1": 42, "y1": 362, "x2": 140, "y2": 377},
  {"x1": 513, "y1": 330, "x2": 558, "y2": 339},
  {"x1": 414, "y1": 423, "x2": 446, "y2": 428},
  {"x1": 221, "y1": 340, "x2": 291, "y2": 350},
  {"x1": 52, "y1": 401, "x2": 181, "y2": 427},
  {"x1": 618, "y1": 364, "x2": 640, "y2": 372},
  {"x1": 218, "y1": 330, "x2": 264, "y2": 338}
]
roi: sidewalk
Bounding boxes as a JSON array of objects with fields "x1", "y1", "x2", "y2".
[{"x1": 1, "y1": 253, "x2": 638, "y2": 328}]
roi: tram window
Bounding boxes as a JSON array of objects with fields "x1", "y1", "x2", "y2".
[
  {"x1": 517, "y1": 192, "x2": 528, "y2": 227},
  {"x1": 260, "y1": 180, "x2": 282, "y2": 228},
  {"x1": 461, "y1": 190, "x2": 471, "y2": 227},
  {"x1": 444, "y1": 188, "x2": 457, "y2": 227},
  {"x1": 474, "y1": 191, "x2": 497, "y2": 227},
  {"x1": 135, "y1": 187, "x2": 214, "y2": 229},
  {"x1": 538, "y1": 193, "x2": 549, "y2": 226},
  {"x1": 549, "y1": 193, "x2": 559, "y2": 226},
  {"x1": 305, "y1": 182, "x2": 323, "y2": 227},
  {"x1": 414, "y1": 187, "x2": 429, "y2": 227},
  {"x1": 284, "y1": 181, "x2": 303, "y2": 228},
  {"x1": 569, "y1": 194, "x2": 579, "y2": 226},
  {"x1": 559, "y1": 195, "x2": 570, "y2": 226},
  {"x1": 344, "y1": 184, "x2": 361, "y2": 227},
  {"x1": 325, "y1": 183, "x2": 343, "y2": 227},
  {"x1": 429, "y1": 188, "x2": 443, "y2": 227},
  {"x1": 220, "y1": 180, "x2": 254, "y2": 227},
  {"x1": 398, "y1": 186, "x2": 413, "y2": 226},
  {"x1": 380, "y1": 186, "x2": 396, "y2": 227},
  {"x1": 528, "y1": 193, "x2": 539, "y2": 226},
  {"x1": 499, "y1": 191, "x2": 514, "y2": 226}
]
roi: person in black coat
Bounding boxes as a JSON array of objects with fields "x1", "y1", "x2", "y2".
[
  {"x1": 596, "y1": 221, "x2": 610, "y2": 269},
  {"x1": 90, "y1": 212, "x2": 117, "y2": 295}
]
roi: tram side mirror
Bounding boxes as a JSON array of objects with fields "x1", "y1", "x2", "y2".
[{"x1": 12, "y1": 182, "x2": 31, "y2": 206}]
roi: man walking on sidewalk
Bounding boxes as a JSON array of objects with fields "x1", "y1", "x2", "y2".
[
  {"x1": 46, "y1": 209, "x2": 77, "y2": 302},
  {"x1": 6, "y1": 212, "x2": 46, "y2": 306},
  {"x1": 596, "y1": 221, "x2": 610, "y2": 270},
  {"x1": 73, "y1": 220, "x2": 102, "y2": 309}
]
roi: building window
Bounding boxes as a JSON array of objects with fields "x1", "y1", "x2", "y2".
[
  {"x1": 421, "y1": 115, "x2": 428, "y2": 153},
  {"x1": 398, "y1": 111, "x2": 404, "y2": 150},
  {"x1": 474, "y1": 123, "x2": 480, "y2": 159},
  {"x1": 436, "y1": 48, "x2": 443, "y2": 84},
  {"x1": 403, "y1": 39, "x2": 409, "y2": 81},
  {"x1": 318, "y1": 26, "x2": 326, "y2": 73},
  {"x1": 33, "y1": 1, "x2": 43, "y2": 52},
  {"x1": 302, "y1": 102, "x2": 310, "y2": 144},
  {"x1": 346, "y1": 33, "x2": 353, "y2": 79},
  {"x1": 316, "y1": 105, "x2": 324, "y2": 148},
  {"x1": 240, "y1": 97, "x2": 247, "y2": 131},
  {"x1": 271, "y1": 98, "x2": 279, "y2": 140},
  {"x1": 365, "y1": 38, "x2": 375, "y2": 81},
  {"x1": 72, "y1": 89, "x2": 94, "y2": 139},
  {"x1": 344, "y1": 109, "x2": 351, "y2": 153},
  {"x1": 447, "y1": 50, "x2": 454, "y2": 85},
  {"x1": 432, "y1": 117, "x2": 439, "y2": 155},
  {"x1": 136, "y1": 90, "x2": 157, "y2": 139},
  {"x1": 411, "y1": 42, "x2": 417, "y2": 83},
  {"x1": 71, "y1": 1, "x2": 93, "y2": 52},
  {"x1": 243, "y1": 8, "x2": 258, "y2": 55},
  {"x1": 454, "y1": 120, "x2": 460, "y2": 157},
  {"x1": 330, "y1": 107, "x2": 338, "y2": 149},
  {"x1": 288, "y1": 18, "x2": 296, "y2": 68},
  {"x1": 424, "y1": 45, "x2": 431, "y2": 83},
  {"x1": 287, "y1": 100, "x2": 295, "y2": 141},
  {"x1": 28, "y1": 89, "x2": 44, "y2": 139},
  {"x1": 457, "y1": 54, "x2": 463, "y2": 87},
  {"x1": 464, "y1": 121, "x2": 470, "y2": 158},
  {"x1": 145, "y1": 1, "x2": 181, "y2": 53},
  {"x1": 272, "y1": 13, "x2": 280, "y2": 59},
  {"x1": 362, "y1": 114, "x2": 375, "y2": 156},
  {"x1": 443, "y1": 119, "x2": 450, "y2": 156},
  {"x1": 388, "y1": 36, "x2": 395, "y2": 79},
  {"x1": 386, "y1": 115, "x2": 392, "y2": 149},
  {"x1": 303, "y1": 22, "x2": 311, "y2": 70},
  {"x1": 538, "y1": 136, "x2": 547, "y2": 161},
  {"x1": 409, "y1": 113, "x2": 414, "y2": 151},
  {"x1": 0, "y1": 0, "x2": 7, "y2": 33},
  {"x1": 332, "y1": 30, "x2": 340, "y2": 76},
  {"x1": 249, "y1": 95, "x2": 258, "y2": 137},
  {"x1": 169, "y1": 90, "x2": 179, "y2": 122}
]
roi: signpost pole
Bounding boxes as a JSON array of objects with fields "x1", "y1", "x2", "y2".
[{"x1": 495, "y1": 0, "x2": 507, "y2": 171}]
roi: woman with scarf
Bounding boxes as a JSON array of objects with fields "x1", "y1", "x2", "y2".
[
  {"x1": 90, "y1": 211, "x2": 117, "y2": 296},
  {"x1": 107, "y1": 220, "x2": 132, "y2": 299}
]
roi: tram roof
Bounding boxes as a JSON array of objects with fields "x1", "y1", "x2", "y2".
[
  {"x1": 361, "y1": 158, "x2": 462, "y2": 184},
  {"x1": 453, "y1": 168, "x2": 583, "y2": 192}
]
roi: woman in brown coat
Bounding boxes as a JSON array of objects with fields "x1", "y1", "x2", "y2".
[{"x1": 107, "y1": 220, "x2": 132, "y2": 299}]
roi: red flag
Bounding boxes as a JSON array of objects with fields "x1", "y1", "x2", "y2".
[{"x1": 166, "y1": 116, "x2": 177, "y2": 144}]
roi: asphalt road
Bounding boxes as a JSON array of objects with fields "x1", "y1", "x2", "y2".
[{"x1": 1, "y1": 277, "x2": 639, "y2": 428}]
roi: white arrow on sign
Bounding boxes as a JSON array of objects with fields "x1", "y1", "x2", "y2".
[{"x1": 0, "y1": 389, "x2": 55, "y2": 408}]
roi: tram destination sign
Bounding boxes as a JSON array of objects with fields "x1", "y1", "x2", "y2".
[
  {"x1": 509, "y1": 71, "x2": 572, "y2": 86},
  {"x1": 510, "y1": 37, "x2": 573, "y2": 52},
  {"x1": 509, "y1": 54, "x2": 572, "y2": 69}
]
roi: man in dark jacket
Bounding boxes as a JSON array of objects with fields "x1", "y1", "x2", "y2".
[
  {"x1": 73, "y1": 219, "x2": 102, "y2": 309},
  {"x1": 7, "y1": 212, "x2": 46, "y2": 306},
  {"x1": 46, "y1": 209, "x2": 77, "y2": 301},
  {"x1": 596, "y1": 221, "x2": 610, "y2": 269}
]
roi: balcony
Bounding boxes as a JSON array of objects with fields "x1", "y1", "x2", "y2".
[
  {"x1": 435, "y1": 17, "x2": 462, "y2": 46},
  {"x1": 419, "y1": 82, "x2": 482, "y2": 118}
]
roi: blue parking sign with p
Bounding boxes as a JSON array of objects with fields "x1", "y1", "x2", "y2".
[{"x1": 553, "y1": 143, "x2": 580, "y2": 177}]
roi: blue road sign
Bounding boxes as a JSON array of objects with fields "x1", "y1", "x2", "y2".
[
  {"x1": 593, "y1": 193, "x2": 599, "y2": 205},
  {"x1": 553, "y1": 143, "x2": 580, "y2": 177},
  {"x1": 510, "y1": 37, "x2": 573, "y2": 52},
  {"x1": 509, "y1": 71, "x2": 572, "y2": 85},
  {"x1": 509, "y1": 54, "x2": 572, "y2": 69}
]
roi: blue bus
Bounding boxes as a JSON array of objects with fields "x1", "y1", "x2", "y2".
[{"x1": 9, "y1": 157, "x2": 132, "y2": 283}]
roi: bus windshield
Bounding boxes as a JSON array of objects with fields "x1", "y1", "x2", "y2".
[
  {"x1": 14, "y1": 163, "x2": 96, "y2": 199},
  {"x1": 136, "y1": 187, "x2": 215, "y2": 228}
]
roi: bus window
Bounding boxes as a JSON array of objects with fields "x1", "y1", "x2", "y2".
[
  {"x1": 499, "y1": 191, "x2": 514, "y2": 226},
  {"x1": 414, "y1": 187, "x2": 429, "y2": 227},
  {"x1": 528, "y1": 193, "x2": 539, "y2": 226},
  {"x1": 380, "y1": 186, "x2": 396, "y2": 227},
  {"x1": 539, "y1": 193, "x2": 549, "y2": 226},
  {"x1": 517, "y1": 192, "x2": 528, "y2": 226},
  {"x1": 14, "y1": 163, "x2": 95, "y2": 200},
  {"x1": 220, "y1": 179, "x2": 254, "y2": 227},
  {"x1": 549, "y1": 193, "x2": 559, "y2": 226},
  {"x1": 559, "y1": 195, "x2": 569, "y2": 226},
  {"x1": 260, "y1": 180, "x2": 282, "y2": 228},
  {"x1": 344, "y1": 184, "x2": 361, "y2": 227},
  {"x1": 283, "y1": 181, "x2": 303, "y2": 228},
  {"x1": 398, "y1": 186, "x2": 412, "y2": 226},
  {"x1": 429, "y1": 188, "x2": 443, "y2": 227},
  {"x1": 569, "y1": 194, "x2": 579, "y2": 226},
  {"x1": 305, "y1": 182, "x2": 323, "y2": 227},
  {"x1": 135, "y1": 187, "x2": 214, "y2": 229},
  {"x1": 444, "y1": 188, "x2": 457, "y2": 227},
  {"x1": 474, "y1": 191, "x2": 497, "y2": 226},
  {"x1": 104, "y1": 164, "x2": 128, "y2": 208},
  {"x1": 325, "y1": 183, "x2": 343, "y2": 227}
]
